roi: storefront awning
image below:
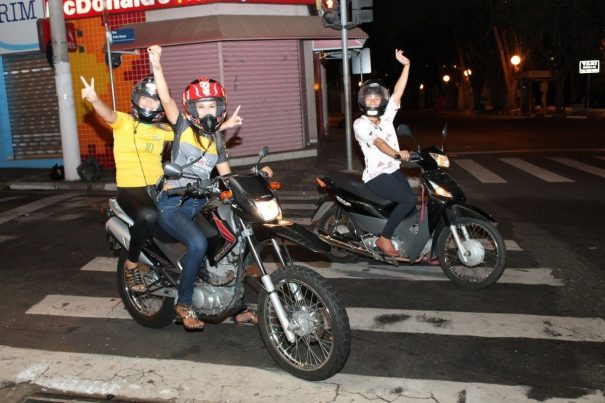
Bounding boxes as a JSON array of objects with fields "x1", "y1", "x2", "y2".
[{"x1": 112, "y1": 14, "x2": 368, "y2": 51}]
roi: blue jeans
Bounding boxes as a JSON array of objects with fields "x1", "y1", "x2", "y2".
[{"x1": 156, "y1": 192, "x2": 207, "y2": 306}]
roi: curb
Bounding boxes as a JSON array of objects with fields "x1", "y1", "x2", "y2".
[{"x1": 7, "y1": 181, "x2": 117, "y2": 192}]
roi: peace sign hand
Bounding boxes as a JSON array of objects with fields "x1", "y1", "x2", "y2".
[
  {"x1": 80, "y1": 76, "x2": 98, "y2": 103},
  {"x1": 221, "y1": 105, "x2": 243, "y2": 130}
]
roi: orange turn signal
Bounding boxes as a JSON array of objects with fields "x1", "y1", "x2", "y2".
[
  {"x1": 219, "y1": 190, "x2": 233, "y2": 200},
  {"x1": 316, "y1": 177, "x2": 327, "y2": 188},
  {"x1": 269, "y1": 181, "x2": 281, "y2": 190}
]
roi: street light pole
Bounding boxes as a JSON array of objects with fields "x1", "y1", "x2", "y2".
[{"x1": 339, "y1": 0, "x2": 354, "y2": 171}]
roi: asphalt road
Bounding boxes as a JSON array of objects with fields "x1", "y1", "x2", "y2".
[{"x1": 1, "y1": 114, "x2": 604, "y2": 402}]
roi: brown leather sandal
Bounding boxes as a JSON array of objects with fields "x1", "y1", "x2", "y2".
[
  {"x1": 124, "y1": 265, "x2": 147, "y2": 293},
  {"x1": 175, "y1": 304, "x2": 205, "y2": 330},
  {"x1": 234, "y1": 309, "x2": 258, "y2": 326}
]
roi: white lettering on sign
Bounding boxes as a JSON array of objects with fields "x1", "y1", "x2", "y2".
[
  {"x1": 579, "y1": 60, "x2": 600, "y2": 74},
  {"x1": 64, "y1": 0, "x2": 151, "y2": 17}
]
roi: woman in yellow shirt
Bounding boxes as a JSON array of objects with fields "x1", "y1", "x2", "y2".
[{"x1": 81, "y1": 76, "x2": 173, "y2": 292}]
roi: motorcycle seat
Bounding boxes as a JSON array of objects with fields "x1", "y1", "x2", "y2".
[{"x1": 330, "y1": 174, "x2": 396, "y2": 209}]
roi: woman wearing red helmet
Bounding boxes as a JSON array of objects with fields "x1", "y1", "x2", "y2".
[
  {"x1": 353, "y1": 49, "x2": 415, "y2": 257},
  {"x1": 147, "y1": 45, "x2": 269, "y2": 330},
  {"x1": 81, "y1": 75, "x2": 172, "y2": 293}
]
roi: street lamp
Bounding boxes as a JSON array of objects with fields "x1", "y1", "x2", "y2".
[
  {"x1": 442, "y1": 74, "x2": 451, "y2": 83},
  {"x1": 510, "y1": 55, "x2": 521, "y2": 72}
]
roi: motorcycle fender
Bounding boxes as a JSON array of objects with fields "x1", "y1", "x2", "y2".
[
  {"x1": 450, "y1": 202, "x2": 496, "y2": 223},
  {"x1": 261, "y1": 222, "x2": 331, "y2": 253},
  {"x1": 310, "y1": 198, "x2": 335, "y2": 225}
]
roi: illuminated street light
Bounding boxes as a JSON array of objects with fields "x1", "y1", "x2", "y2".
[
  {"x1": 442, "y1": 74, "x2": 451, "y2": 83},
  {"x1": 510, "y1": 55, "x2": 521, "y2": 66},
  {"x1": 419, "y1": 83, "x2": 424, "y2": 90},
  {"x1": 463, "y1": 69, "x2": 472, "y2": 77}
]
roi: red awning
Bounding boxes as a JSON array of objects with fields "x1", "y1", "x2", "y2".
[{"x1": 111, "y1": 14, "x2": 368, "y2": 51}]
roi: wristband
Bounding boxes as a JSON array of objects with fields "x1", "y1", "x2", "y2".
[{"x1": 393, "y1": 153, "x2": 402, "y2": 160}]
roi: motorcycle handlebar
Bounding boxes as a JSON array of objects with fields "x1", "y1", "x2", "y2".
[{"x1": 408, "y1": 151, "x2": 423, "y2": 163}]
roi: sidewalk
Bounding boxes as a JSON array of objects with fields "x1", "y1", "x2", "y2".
[{"x1": 0, "y1": 126, "x2": 366, "y2": 193}]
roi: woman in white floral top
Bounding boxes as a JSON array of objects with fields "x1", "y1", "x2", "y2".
[{"x1": 353, "y1": 49, "x2": 415, "y2": 257}]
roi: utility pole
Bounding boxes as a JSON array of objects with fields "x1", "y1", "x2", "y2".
[
  {"x1": 339, "y1": 0, "x2": 353, "y2": 171},
  {"x1": 48, "y1": 0, "x2": 81, "y2": 180}
]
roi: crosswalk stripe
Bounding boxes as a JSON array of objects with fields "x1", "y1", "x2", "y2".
[
  {"x1": 0, "y1": 193, "x2": 80, "y2": 225},
  {"x1": 277, "y1": 194, "x2": 318, "y2": 201},
  {"x1": 82, "y1": 253, "x2": 560, "y2": 286},
  {"x1": 0, "y1": 196, "x2": 26, "y2": 203},
  {"x1": 550, "y1": 157, "x2": 605, "y2": 179},
  {"x1": 281, "y1": 203, "x2": 316, "y2": 210},
  {"x1": 4, "y1": 345, "x2": 602, "y2": 402},
  {"x1": 26, "y1": 295, "x2": 603, "y2": 342},
  {"x1": 0, "y1": 235, "x2": 17, "y2": 243},
  {"x1": 499, "y1": 157, "x2": 574, "y2": 182},
  {"x1": 454, "y1": 159, "x2": 507, "y2": 183},
  {"x1": 347, "y1": 308, "x2": 605, "y2": 342},
  {"x1": 505, "y1": 239, "x2": 522, "y2": 251}
]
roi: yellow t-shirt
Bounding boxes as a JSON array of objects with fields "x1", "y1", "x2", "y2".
[{"x1": 110, "y1": 112, "x2": 174, "y2": 187}]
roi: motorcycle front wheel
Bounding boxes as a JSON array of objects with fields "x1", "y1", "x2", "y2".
[
  {"x1": 117, "y1": 250, "x2": 175, "y2": 328},
  {"x1": 258, "y1": 265, "x2": 351, "y2": 381},
  {"x1": 436, "y1": 217, "x2": 506, "y2": 289}
]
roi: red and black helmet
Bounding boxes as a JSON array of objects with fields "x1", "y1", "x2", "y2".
[
  {"x1": 182, "y1": 78, "x2": 227, "y2": 134},
  {"x1": 358, "y1": 79, "x2": 389, "y2": 117},
  {"x1": 131, "y1": 76, "x2": 165, "y2": 124}
]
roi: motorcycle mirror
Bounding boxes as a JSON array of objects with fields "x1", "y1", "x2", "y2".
[
  {"x1": 396, "y1": 124, "x2": 412, "y2": 137},
  {"x1": 441, "y1": 124, "x2": 448, "y2": 151},
  {"x1": 258, "y1": 146, "x2": 269, "y2": 159},
  {"x1": 163, "y1": 163, "x2": 182, "y2": 177}
]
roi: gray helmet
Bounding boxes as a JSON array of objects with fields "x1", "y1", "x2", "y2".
[
  {"x1": 131, "y1": 76, "x2": 165, "y2": 124},
  {"x1": 358, "y1": 80, "x2": 389, "y2": 117}
]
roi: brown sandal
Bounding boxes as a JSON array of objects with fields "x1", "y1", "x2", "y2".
[
  {"x1": 234, "y1": 309, "x2": 258, "y2": 326},
  {"x1": 124, "y1": 264, "x2": 147, "y2": 293},
  {"x1": 175, "y1": 304, "x2": 205, "y2": 330}
]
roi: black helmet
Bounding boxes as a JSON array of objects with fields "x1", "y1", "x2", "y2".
[
  {"x1": 131, "y1": 76, "x2": 165, "y2": 124},
  {"x1": 358, "y1": 80, "x2": 389, "y2": 117}
]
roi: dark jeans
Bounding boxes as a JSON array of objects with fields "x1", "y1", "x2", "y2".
[
  {"x1": 157, "y1": 192, "x2": 207, "y2": 306},
  {"x1": 365, "y1": 170, "x2": 416, "y2": 238},
  {"x1": 116, "y1": 187, "x2": 158, "y2": 263}
]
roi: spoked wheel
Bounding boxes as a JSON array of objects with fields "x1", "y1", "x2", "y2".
[
  {"x1": 317, "y1": 207, "x2": 359, "y2": 262},
  {"x1": 258, "y1": 265, "x2": 351, "y2": 381},
  {"x1": 436, "y1": 217, "x2": 507, "y2": 289},
  {"x1": 117, "y1": 250, "x2": 175, "y2": 327}
]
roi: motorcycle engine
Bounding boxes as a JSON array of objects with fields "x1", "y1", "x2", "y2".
[{"x1": 363, "y1": 236, "x2": 405, "y2": 255}]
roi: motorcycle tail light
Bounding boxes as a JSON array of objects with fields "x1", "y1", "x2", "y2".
[
  {"x1": 219, "y1": 190, "x2": 233, "y2": 200},
  {"x1": 269, "y1": 181, "x2": 281, "y2": 190},
  {"x1": 316, "y1": 177, "x2": 327, "y2": 188}
]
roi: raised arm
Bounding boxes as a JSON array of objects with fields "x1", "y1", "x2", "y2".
[
  {"x1": 147, "y1": 45, "x2": 180, "y2": 125},
  {"x1": 80, "y1": 76, "x2": 117, "y2": 124},
  {"x1": 390, "y1": 49, "x2": 411, "y2": 106}
]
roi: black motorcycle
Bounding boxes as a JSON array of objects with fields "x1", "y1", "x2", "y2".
[
  {"x1": 104, "y1": 147, "x2": 351, "y2": 381},
  {"x1": 311, "y1": 124, "x2": 506, "y2": 289}
]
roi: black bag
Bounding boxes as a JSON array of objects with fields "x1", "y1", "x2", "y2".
[
  {"x1": 77, "y1": 158, "x2": 102, "y2": 182},
  {"x1": 49, "y1": 164, "x2": 64, "y2": 181}
]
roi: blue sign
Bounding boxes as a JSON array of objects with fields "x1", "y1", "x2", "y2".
[{"x1": 111, "y1": 29, "x2": 135, "y2": 44}]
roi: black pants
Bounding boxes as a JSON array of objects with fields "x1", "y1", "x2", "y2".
[
  {"x1": 116, "y1": 187, "x2": 158, "y2": 263},
  {"x1": 365, "y1": 170, "x2": 416, "y2": 238}
]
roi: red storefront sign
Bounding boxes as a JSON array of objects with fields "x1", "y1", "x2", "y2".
[
  {"x1": 55, "y1": 0, "x2": 314, "y2": 20},
  {"x1": 37, "y1": 18, "x2": 78, "y2": 52}
]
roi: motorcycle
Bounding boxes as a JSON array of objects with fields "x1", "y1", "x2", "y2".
[
  {"x1": 104, "y1": 147, "x2": 351, "y2": 381},
  {"x1": 311, "y1": 124, "x2": 506, "y2": 289}
]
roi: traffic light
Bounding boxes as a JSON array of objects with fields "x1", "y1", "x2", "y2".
[
  {"x1": 320, "y1": 0, "x2": 341, "y2": 29},
  {"x1": 351, "y1": 0, "x2": 373, "y2": 25}
]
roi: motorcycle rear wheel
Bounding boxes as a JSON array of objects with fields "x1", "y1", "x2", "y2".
[
  {"x1": 258, "y1": 265, "x2": 351, "y2": 381},
  {"x1": 436, "y1": 217, "x2": 506, "y2": 289},
  {"x1": 317, "y1": 207, "x2": 359, "y2": 263},
  {"x1": 117, "y1": 250, "x2": 175, "y2": 328}
]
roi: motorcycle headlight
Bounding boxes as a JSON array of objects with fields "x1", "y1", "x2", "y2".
[
  {"x1": 428, "y1": 180, "x2": 453, "y2": 198},
  {"x1": 430, "y1": 152, "x2": 450, "y2": 168},
  {"x1": 255, "y1": 199, "x2": 282, "y2": 222}
]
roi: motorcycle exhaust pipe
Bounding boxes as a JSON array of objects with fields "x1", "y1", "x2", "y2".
[
  {"x1": 317, "y1": 231, "x2": 415, "y2": 264},
  {"x1": 105, "y1": 217, "x2": 154, "y2": 266}
]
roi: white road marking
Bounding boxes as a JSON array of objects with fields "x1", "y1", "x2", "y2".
[
  {"x1": 280, "y1": 203, "x2": 316, "y2": 210},
  {"x1": 0, "y1": 193, "x2": 80, "y2": 225},
  {"x1": 505, "y1": 239, "x2": 522, "y2": 251},
  {"x1": 348, "y1": 308, "x2": 605, "y2": 342},
  {"x1": 292, "y1": 217, "x2": 311, "y2": 225},
  {"x1": 3, "y1": 345, "x2": 603, "y2": 403},
  {"x1": 80, "y1": 257, "x2": 117, "y2": 272},
  {"x1": 0, "y1": 196, "x2": 26, "y2": 203},
  {"x1": 500, "y1": 157, "x2": 574, "y2": 182},
  {"x1": 455, "y1": 159, "x2": 507, "y2": 183},
  {"x1": 0, "y1": 235, "x2": 17, "y2": 243},
  {"x1": 28, "y1": 296, "x2": 602, "y2": 341},
  {"x1": 550, "y1": 157, "x2": 605, "y2": 179}
]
